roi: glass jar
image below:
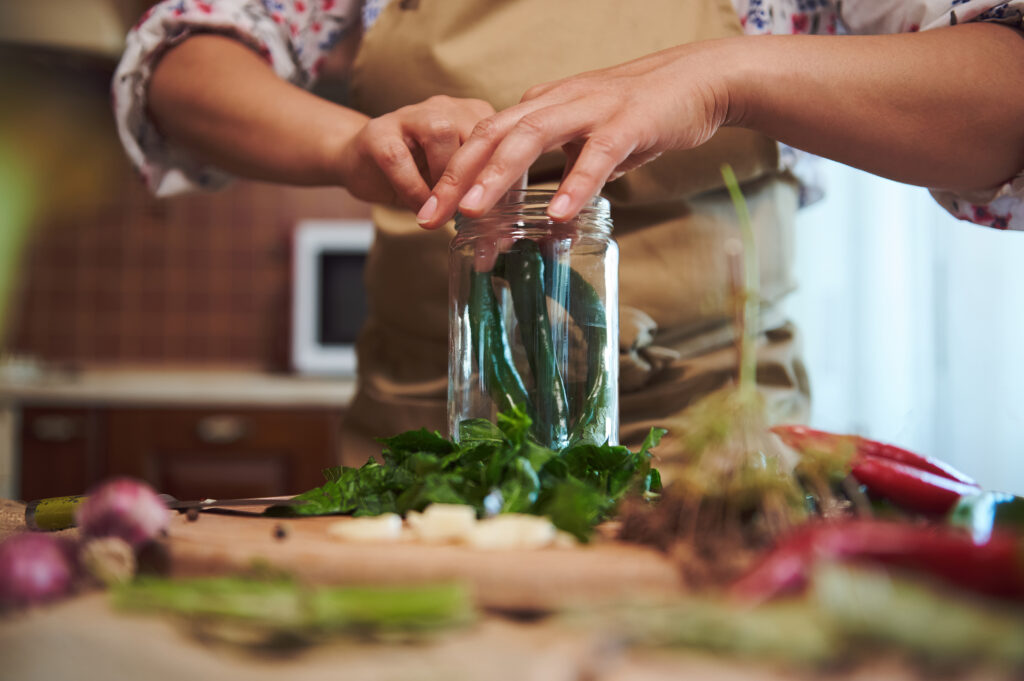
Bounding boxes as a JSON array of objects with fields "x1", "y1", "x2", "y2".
[{"x1": 448, "y1": 190, "x2": 619, "y2": 449}]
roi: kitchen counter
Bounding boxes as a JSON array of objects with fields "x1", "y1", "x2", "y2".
[
  {"x1": 0, "y1": 366, "x2": 358, "y2": 500},
  {"x1": 0, "y1": 366, "x2": 357, "y2": 408}
]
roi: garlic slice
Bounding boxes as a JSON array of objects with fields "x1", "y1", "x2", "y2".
[
  {"x1": 466, "y1": 513, "x2": 558, "y2": 550},
  {"x1": 326, "y1": 513, "x2": 403, "y2": 542},
  {"x1": 407, "y1": 504, "x2": 478, "y2": 543}
]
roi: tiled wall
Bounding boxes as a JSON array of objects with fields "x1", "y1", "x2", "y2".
[
  {"x1": 4, "y1": 48, "x2": 371, "y2": 371},
  {"x1": 11, "y1": 177, "x2": 370, "y2": 370}
]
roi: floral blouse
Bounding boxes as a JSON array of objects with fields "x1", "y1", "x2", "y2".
[{"x1": 114, "y1": 0, "x2": 1024, "y2": 230}]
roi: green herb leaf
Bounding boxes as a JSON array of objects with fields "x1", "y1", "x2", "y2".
[{"x1": 270, "y1": 409, "x2": 664, "y2": 541}]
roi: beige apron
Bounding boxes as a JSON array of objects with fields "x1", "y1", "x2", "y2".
[{"x1": 339, "y1": 0, "x2": 809, "y2": 465}]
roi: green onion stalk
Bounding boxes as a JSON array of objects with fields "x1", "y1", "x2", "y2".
[{"x1": 720, "y1": 164, "x2": 760, "y2": 398}]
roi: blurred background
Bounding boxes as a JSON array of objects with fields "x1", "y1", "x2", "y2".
[
  {"x1": 789, "y1": 163, "x2": 1024, "y2": 496},
  {"x1": 0, "y1": 1, "x2": 1021, "y2": 503},
  {"x1": 0, "y1": 1, "x2": 368, "y2": 504}
]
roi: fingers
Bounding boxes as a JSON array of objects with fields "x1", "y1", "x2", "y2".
[
  {"x1": 418, "y1": 112, "x2": 530, "y2": 228},
  {"x1": 417, "y1": 117, "x2": 461, "y2": 186},
  {"x1": 350, "y1": 97, "x2": 494, "y2": 212},
  {"x1": 410, "y1": 97, "x2": 493, "y2": 185},
  {"x1": 548, "y1": 127, "x2": 634, "y2": 219},
  {"x1": 421, "y1": 106, "x2": 634, "y2": 228},
  {"x1": 361, "y1": 120, "x2": 432, "y2": 210},
  {"x1": 420, "y1": 102, "x2": 597, "y2": 228}
]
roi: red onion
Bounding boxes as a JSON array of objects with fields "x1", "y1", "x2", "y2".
[
  {"x1": 0, "y1": 532, "x2": 75, "y2": 608},
  {"x1": 75, "y1": 477, "x2": 170, "y2": 548}
]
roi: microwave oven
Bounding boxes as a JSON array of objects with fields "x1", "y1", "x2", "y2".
[{"x1": 291, "y1": 219, "x2": 374, "y2": 375}]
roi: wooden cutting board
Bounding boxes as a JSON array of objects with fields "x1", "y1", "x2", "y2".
[
  {"x1": 5, "y1": 592, "x2": 953, "y2": 681},
  {"x1": 164, "y1": 510, "x2": 684, "y2": 612}
]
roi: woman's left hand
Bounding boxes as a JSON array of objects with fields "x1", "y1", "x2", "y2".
[
  {"x1": 418, "y1": 23, "x2": 1024, "y2": 231},
  {"x1": 416, "y1": 41, "x2": 735, "y2": 228}
]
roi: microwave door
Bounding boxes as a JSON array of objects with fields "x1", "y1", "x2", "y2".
[{"x1": 292, "y1": 220, "x2": 374, "y2": 375}]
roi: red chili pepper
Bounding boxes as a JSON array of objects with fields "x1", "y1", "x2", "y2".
[
  {"x1": 731, "y1": 519, "x2": 1024, "y2": 604},
  {"x1": 771, "y1": 424, "x2": 981, "y2": 516},
  {"x1": 771, "y1": 425, "x2": 978, "y2": 487},
  {"x1": 770, "y1": 424, "x2": 843, "y2": 456},
  {"x1": 854, "y1": 437, "x2": 977, "y2": 487},
  {"x1": 850, "y1": 457, "x2": 980, "y2": 515}
]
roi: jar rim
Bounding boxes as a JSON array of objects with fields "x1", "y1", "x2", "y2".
[{"x1": 455, "y1": 189, "x2": 611, "y2": 230}]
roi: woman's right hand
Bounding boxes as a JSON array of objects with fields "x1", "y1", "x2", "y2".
[
  {"x1": 146, "y1": 36, "x2": 495, "y2": 208},
  {"x1": 335, "y1": 95, "x2": 497, "y2": 211}
]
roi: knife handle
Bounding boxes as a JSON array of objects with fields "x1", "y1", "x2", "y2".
[{"x1": 24, "y1": 495, "x2": 86, "y2": 531}]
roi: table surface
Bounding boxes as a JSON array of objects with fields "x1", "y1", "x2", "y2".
[{"x1": 0, "y1": 500, "x2": 1011, "y2": 681}]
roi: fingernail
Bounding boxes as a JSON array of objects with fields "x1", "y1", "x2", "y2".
[
  {"x1": 548, "y1": 193, "x2": 571, "y2": 219},
  {"x1": 416, "y1": 195, "x2": 438, "y2": 225},
  {"x1": 460, "y1": 184, "x2": 485, "y2": 212}
]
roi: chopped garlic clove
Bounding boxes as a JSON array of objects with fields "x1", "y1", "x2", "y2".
[
  {"x1": 553, "y1": 530, "x2": 579, "y2": 549},
  {"x1": 326, "y1": 513, "x2": 403, "y2": 542},
  {"x1": 466, "y1": 514, "x2": 557, "y2": 550},
  {"x1": 409, "y1": 504, "x2": 477, "y2": 543},
  {"x1": 79, "y1": 537, "x2": 136, "y2": 586}
]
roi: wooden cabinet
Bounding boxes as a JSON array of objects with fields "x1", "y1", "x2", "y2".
[
  {"x1": 106, "y1": 408, "x2": 341, "y2": 500},
  {"x1": 18, "y1": 407, "x2": 106, "y2": 500},
  {"x1": 17, "y1": 406, "x2": 342, "y2": 501}
]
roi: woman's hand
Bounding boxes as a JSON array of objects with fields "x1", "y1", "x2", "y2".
[
  {"x1": 418, "y1": 23, "x2": 1024, "y2": 230},
  {"x1": 337, "y1": 95, "x2": 496, "y2": 211},
  {"x1": 416, "y1": 41, "x2": 735, "y2": 228},
  {"x1": 148, "y1": 37, "x2": 496, "y2": 207}
]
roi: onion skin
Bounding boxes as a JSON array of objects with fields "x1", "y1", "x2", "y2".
[
  {"x1": 75, "y1": 478, "x2": 170, "y2": 548},
  {"x1": 0, "y1": 532, "x2": 76, "y2": 608},
  {"x1": 79, "y1": 537, "x2": 136, "y2": 586}
]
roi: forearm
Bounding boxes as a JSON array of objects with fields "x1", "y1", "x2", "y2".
[
  {"x1": 726, "y1": 23, "x2": 1024, "y2": 192},
  {"x1": 148, "y1": 34, "x2": 367, "y2": 186}
]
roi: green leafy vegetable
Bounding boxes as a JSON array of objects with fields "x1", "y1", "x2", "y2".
[{"x1": 271, "y1": 407, "x2": 664, "y2": 542}]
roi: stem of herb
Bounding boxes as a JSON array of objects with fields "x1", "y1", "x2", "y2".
[{"x1": 721, "y1": 164, "x2": 760, "y2": 398}]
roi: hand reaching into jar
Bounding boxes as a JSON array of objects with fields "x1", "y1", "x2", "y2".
[
  {"x1": 416, "y1": 40, "x2": 729, "y2": 228},
  {"x1": 416, "y1": 24, "x2": 1024, "y2": 228}
]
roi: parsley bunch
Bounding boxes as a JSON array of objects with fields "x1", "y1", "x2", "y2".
[{"x1": 277, "y1": 407, "x2": 664, "y2": 541}]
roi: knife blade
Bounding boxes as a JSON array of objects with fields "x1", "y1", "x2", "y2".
[
  {"x1": 156, "y1": 494, "x2": 306, "y2": 510},
  {"x1": 24, "y1": 493, "x2": 306, "y2": 531}
]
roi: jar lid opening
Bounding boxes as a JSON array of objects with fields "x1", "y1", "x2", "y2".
[{"x1": 455, "y1": 189, "x2": 611, "y2": 232}]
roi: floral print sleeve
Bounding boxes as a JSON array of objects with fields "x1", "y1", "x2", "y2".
[
  {"x1": 734, "y1": 0, "x2": 1024, "y2": 230},
  {"x1": 116, "y1": 0, "x2": 1024, "y2": 230},
  {"x1": 113, "y1": 0, "x2": 360, "y2": 196},
  {"x1": 844, "y1": 0, "x2": 1024, "y2": 230}
]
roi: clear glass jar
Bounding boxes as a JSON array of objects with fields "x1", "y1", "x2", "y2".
[{"x1": 448, "y1": 190, "x2": 619, "y2": 449}]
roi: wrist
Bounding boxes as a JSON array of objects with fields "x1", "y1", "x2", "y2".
[
  {"x1": 314, "y1": 107, "x2": 369, "y2": 187},
  {"x1": 711, "y1": 35, "x2": 769, "y2": 130}
]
